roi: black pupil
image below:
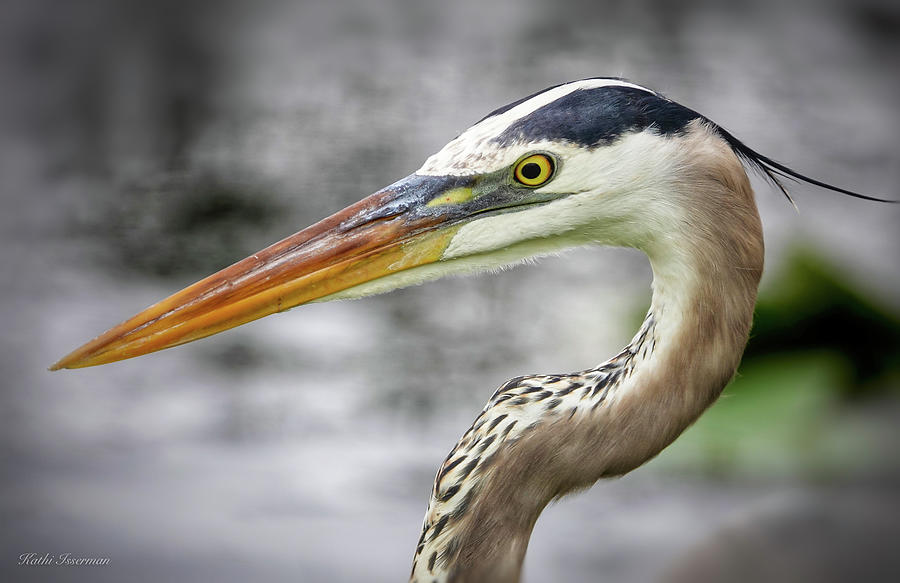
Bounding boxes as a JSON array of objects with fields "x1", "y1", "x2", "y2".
[{"x1": 521, "y1": 162, "x2": 542, "y2": 180}]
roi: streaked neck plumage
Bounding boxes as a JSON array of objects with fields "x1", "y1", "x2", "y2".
[{"x1": 410, "y1": 126, "x2": 764, "y2": 583}]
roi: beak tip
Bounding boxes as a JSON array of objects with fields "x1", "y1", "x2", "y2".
[
  {"x1": 49, "y1": 350, "x2": 91, "y2": 371},
  {"x1": 48, "y1": 357, "x2": 71, "y2": 371}
]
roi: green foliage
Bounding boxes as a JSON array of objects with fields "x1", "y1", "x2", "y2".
[{"x1": 746, "y1": 251, "x2": 900, "y2": 396}]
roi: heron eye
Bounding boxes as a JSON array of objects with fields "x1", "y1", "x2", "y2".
[{"x1": 513, "y1": 154, "x2": 555, "y2": 187}]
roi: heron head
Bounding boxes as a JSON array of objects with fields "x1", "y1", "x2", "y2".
[{"x1": 51, "y1": 78, "x2": 734, "y2": 369}]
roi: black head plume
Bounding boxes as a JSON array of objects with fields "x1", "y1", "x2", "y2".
[{"x1": 713, "y1": 125, "x2": 895, "y2": 204}]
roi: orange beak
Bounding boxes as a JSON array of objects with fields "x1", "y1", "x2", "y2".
[{"x1": 50, "y1": 174, "x2": 475, "y2": 369}]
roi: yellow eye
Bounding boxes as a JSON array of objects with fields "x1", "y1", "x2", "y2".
[{"x1": 513, "y1": 154, "x2": 555, "y2": 187}]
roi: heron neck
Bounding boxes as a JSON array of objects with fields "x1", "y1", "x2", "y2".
[{"x1": 411, "y1": 161, "x2": 764, "y2": 583}]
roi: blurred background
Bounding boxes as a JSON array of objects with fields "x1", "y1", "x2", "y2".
[{"x1": 1, "y1": 0, "x2": 898, "y2": 581}]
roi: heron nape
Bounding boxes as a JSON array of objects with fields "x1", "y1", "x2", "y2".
[{"x1": 51, "y1": 78, "x2": 892, "y2": 583}]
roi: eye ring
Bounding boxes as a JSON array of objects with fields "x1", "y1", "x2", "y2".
[{"x1": 513, "y1": 154, "x2": 555, "y2": 187}]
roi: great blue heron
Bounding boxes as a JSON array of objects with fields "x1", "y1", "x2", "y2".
[{"x1": 52, "y1": 78, "x2": 891, "y2": 582}]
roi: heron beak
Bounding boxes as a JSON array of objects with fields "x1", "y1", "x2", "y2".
[{"x1": 51, "y1": 174, "x2": 475, "y2": 370}]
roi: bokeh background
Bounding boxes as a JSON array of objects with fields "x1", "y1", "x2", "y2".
[{"x1": 1, "y1": 0, "x2": 899, "y2": 581}]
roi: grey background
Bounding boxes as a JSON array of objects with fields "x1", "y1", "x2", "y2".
[{"x1": 1, "y1": 0, "x2": 899, "y2": 581}]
